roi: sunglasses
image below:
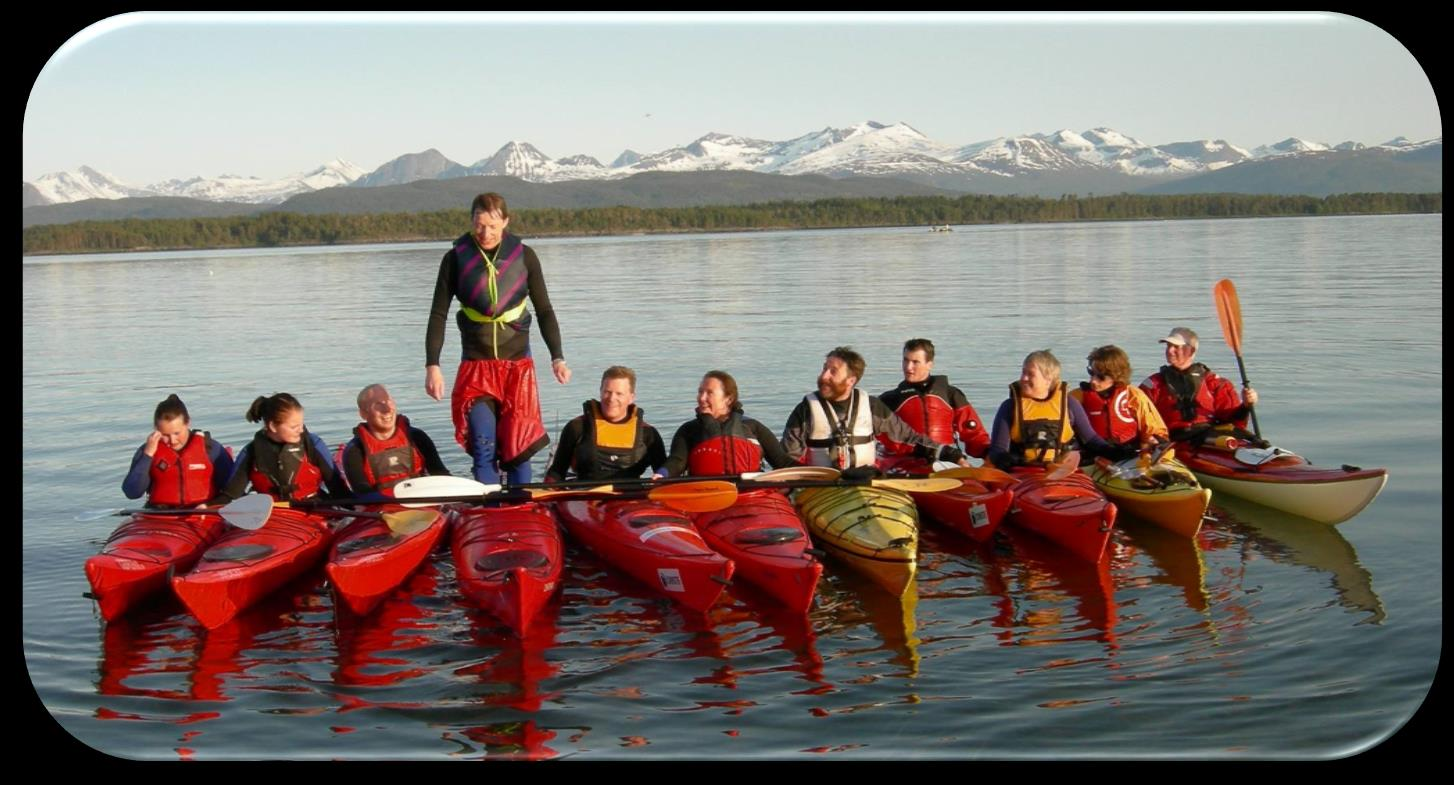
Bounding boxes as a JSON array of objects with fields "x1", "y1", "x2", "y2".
[{"x1": 1086, "y1": 367, "x2": 1112, "y2": 381}]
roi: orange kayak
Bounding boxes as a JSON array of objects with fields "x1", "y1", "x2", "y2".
[{"x1": 1004, "y1": 468, "x2": 1117, "y2": 563}]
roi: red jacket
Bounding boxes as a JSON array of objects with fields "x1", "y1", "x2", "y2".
[
  {"x1": 877, "y1": 376, "x2": 990, "y2": 459},
  {"x1": 1140, "y1": 364, "x2": 1248, "y2": 435}
]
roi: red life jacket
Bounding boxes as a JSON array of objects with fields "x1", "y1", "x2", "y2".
[
  {"x1": 879, "y1": 376, "x2": 956, "y2": 455},
  {"x1": 247, "y1": 430, "x2": 325, "y2": 501},
  {"x1": 1077, "y1": 382, "x2": 1141, "y2": 446},
  {"x1": 1141, "y1": 363, "x2": 1243, "y2": 434},
  {"x1": 352, "y1": 414, "x2": 425, "y2": 492},
  {"x1": 147, "y1": 430, "x2": 217, "y2": 507},
  {"x1": 687, "y1": 412, "x2": 764, "y2": 476}
]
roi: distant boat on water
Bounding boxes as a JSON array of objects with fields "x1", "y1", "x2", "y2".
[{"x1": 929, "y1": 224, "x2": 953, "y2": 233}]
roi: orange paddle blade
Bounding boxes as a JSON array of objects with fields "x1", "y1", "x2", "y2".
[
  {"x1": 1214, "y1": 278, "x2": 1244, "y2": 355},
  {"x1": 931, "y1": 465, "x2": 1017, "y2": 485},
  {"x1": 1046, "y1": 450, "x2": 1082, "y2": 481},
  {"x1": 648, "y1": 480, "x2": 738, "y2": 513}
]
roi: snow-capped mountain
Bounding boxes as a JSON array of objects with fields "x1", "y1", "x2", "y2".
[
  {"x1": 26, "y1": 125, "x2": 1441, "y2": 206},
  {"x1": 611, "y1": 150, "x2": 643, "y2": 168},
  {"x1": 150, "y1": 159, "x2": 365, "y2": 203},
  {"x1": 28, "y1": 160, "x2": 366, "y2": 206},
  {"x1": 442, "y1": 141, "x2": 614, "y2": 183},
  {"x1": 1252, "y1": 138, "x2": 1332, "y2": 158},
  {"x1": 29, "y1": 166, "x2": 154, "y2": 203},
  {"x1": 1154, "y1": 140, "x2": 1252, "y2": 170}
]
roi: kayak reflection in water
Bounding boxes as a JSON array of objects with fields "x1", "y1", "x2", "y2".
[
  {"x1": 544, "y1": 366, "x2": 667, "y2": 482},
  {"x1": 876, "y1": 338, "x2": 992, "y2": 475},
  {"x1": 335, "y1": 383, "x2": 452, "y2": 501},
  {"x1": 658, "y1": 370, "x2": 797, "y2": 478},
  {"x1": 781, "y1": 346, "x2": 969, "y2": 474},
  {"x1": 211, "y1": 392, "x2": 348, "y2": 504},
  {"x1": 1071, "y1": 345, "x2": 1169, "y2": 450},
  {"x1": 1140, "y1": 327, "x2": 1260, "y2": 444},
  {"x1": 987, "y1": 350, "x2": 1131, "y2": 471},
  {"x1": 121, "y1": 393, "x2": 234, "y2": 509}
]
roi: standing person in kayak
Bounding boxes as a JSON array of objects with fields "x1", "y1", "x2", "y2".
[
  {"x1": 780, "y1": 346, "x2": 968, "y2": 473},
  {"x1": 987, "y1": 350, "x2": 1133, "y2": 471},
  {"x1": 425, "y1": 192, "x2": 570, "y2": 485},
  {"x1": 658, "y1": 370, "x2": 797, "y2": 478},
  {"x1": 213, "y1": 393, "x2": 347, "y2": 503},
  {"x1": 122, "y1": 394, "x2": 235, "y2": 508},
  {"x1": 337, "y1": 384, "x2": 452, "y2": 499},
  {"x1": 544, "y1": 366, "x2": 667, "y2": 482},
  {"x1": 876, "y1": 338, "x2": 991, "y2": 473},
  {"x1": 1072, "y1": 345, "x2": 1170, "y2": 449},
  {"x1": 1139, "y1": 327, "x2": 1258, "y2": 442}
]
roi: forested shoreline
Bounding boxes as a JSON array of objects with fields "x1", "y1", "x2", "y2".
[{"x1": 22, "y1": 192, "x2": 1441, "y2": 255}]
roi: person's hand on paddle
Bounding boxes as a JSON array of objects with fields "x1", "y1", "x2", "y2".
[
  {"x1": 1242, "y1": 385, "x2": 1259, "y2": 407},
  {"x1": 551, "y1": 358, "x2": 571, "y2": 385},
  {"x1": 425, "y1": 365, "x2": 446, "y2": 401}
]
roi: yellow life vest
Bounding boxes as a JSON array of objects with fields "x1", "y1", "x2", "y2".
[{"x1": 1009, "y1": 382, "x2": 1075, "y2": 465}]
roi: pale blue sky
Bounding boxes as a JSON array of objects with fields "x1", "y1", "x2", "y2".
[{"x1": 23, "y1": 12, "x2": 1441, "y2": 185}]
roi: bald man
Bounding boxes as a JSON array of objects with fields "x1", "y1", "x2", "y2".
[{"x1": 338, "y1": 384, "x2": 452, "y2": 498}]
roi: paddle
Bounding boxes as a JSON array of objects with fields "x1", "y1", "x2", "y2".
[
  {"x1": 739, "y1": 476, "x2": 964, "y2": 493},
  {"x1": 1045, "y1": 450, "x2": 1082, "y2": 481},
  {"x1": 930, "y1": 464, "x2": 1018, "y2": 485},
  {"x1": 1213, "y1": 278, "x2": 1263, "y2": 439},
  {"x1": 108, "y1": 493, "x2": 276, "y2": 530},
  {"x1": 392, "y1": 476, "x2": 739, "y2": 513},
  {"x1": 282, "y1": 501, "x2": 441, "y2": 535},
  {"x1": 498, "y1": 465, "x2": 843, "y2": 490}
]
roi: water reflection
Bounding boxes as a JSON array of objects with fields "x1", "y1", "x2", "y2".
[
  {"x1": 331, "y1": 565, "x2": 444, "y2": 688},
  {"x1": 1205, "y1": 495, "x2": 1385, "y2": 624},
  {"x1": 996, "y1": 528, "x2": 1119, "y2": 654},
  {"x1": 1115, "y1": 518, "x2": 1213, "y2": 615}
]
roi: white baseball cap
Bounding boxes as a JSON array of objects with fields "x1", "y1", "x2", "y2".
[{"x1": 1159, "y1": 327, "x2": 1199, "y2": 349}]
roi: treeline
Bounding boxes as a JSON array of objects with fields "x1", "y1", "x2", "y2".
[{"x1": 22, "y1": 192, "x2": 1442, "y2": 254}]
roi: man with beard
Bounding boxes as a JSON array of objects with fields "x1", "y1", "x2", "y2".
[
  {"x1": 780, "y1": 346, "x2": 968, "y2": 474},
  {"x1": 1140, "y1": 327, "x2": 1260, "y2": 443}
]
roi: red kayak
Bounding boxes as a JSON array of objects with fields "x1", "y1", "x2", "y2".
[
  {"x1": 911, "y1": 476, "x2": 1015, "y2": 544},
  {"x1": 554, "y1": 499, "x2": 734, "y2": 613},
  {"x1": 451, "y1": 502, "x2": 563, "y2": 635},
  {"x1": 326, "y1": 505, "x2": 449, "y2": 617},
  {"x1": 691, "y1": 488, "x2": 821, "y2": 614},
  {"x1": 1004, "y1": 468, "x2": 1117, "y2": 563},
  {"x1": 172, "y1": 507, "x2": 343, "y2": 629},
  {"x1": 85, "y1": 512, "x2": 228, "y2": 621}
]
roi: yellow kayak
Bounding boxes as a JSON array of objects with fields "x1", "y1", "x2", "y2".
[
  {"x1": 1088, "y1": 455, "x2": 1211, "y2": 539},
  {"x1": 795, "y1": 485, "x2": 919, "y2": 597}
]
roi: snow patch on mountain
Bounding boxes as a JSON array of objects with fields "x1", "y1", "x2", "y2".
[{"x1": 30, "y1": 166, "x2": 153, "y2": 203}]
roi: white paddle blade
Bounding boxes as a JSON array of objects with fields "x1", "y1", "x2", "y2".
[
  {"x1": 749, "y1": 466, "x2": 842, "y2": 483},
  {"x1": 393, "y1": 476, "x2": 501, "y2": 506},
  {"x1": 219, "y1": 494, "x2": 277, "y2": 530},
  {"x1": 931, "y1": 461, "x2": 959, "y2": 473}
]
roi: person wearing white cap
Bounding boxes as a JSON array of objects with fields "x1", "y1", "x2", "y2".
[{"x1": 1139, "y1": 327, "x2": 1259, "y2": 443}]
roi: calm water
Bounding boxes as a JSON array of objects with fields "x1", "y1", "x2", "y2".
[{"x1": 23, "y1": 215, "x2": 1441, "y2": 760}]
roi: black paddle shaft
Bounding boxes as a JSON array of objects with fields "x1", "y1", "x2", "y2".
[{"x1": 1233, "y1": 352, "x2": 1262, "y2": 439}]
